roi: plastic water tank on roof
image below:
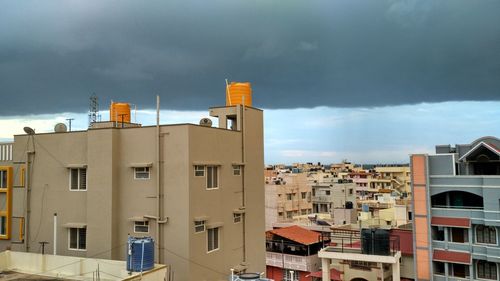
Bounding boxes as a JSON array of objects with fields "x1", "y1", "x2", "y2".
[
  {"x1": 126, "y1": 236, "x2": 154, "y2": 272},
  {"x1": 110, "y1": 102, "x2": 131, "y2": 123},
  {"x1": 226, "y1": 82, "x2": 252, "y2": 107}
]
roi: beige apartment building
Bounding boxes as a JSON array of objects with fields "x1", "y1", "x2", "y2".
[
  {"x1": 266, "y1": 172, "x2": 312, "y2": 222},
  {"x1": 0, "y1": 97, "x2": 265, "y2": 280}
]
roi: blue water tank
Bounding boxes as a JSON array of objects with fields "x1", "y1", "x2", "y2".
[{"x1": 127, "y1": 236, "x2": 155, "y2": 272}]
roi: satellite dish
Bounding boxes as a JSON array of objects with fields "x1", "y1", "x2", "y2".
[
  {"x1": 199, "y1": 118, "x2": 213, "y2": 127},
  {"x1": 23, "y1": 127, "x2": 35, "y2": 135},
  {"x1": 54, "y1": 123, "x2": 68, "y2": 133}
]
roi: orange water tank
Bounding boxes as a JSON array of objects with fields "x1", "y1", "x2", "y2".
[
  {"x1": 110, "y1": 102, "x2": 131, "y2": 123},
  {"x1": 226, "y1": 82, "x2": 252, "y2": 106}
]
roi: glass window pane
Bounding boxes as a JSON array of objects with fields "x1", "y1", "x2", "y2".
[
  {"x1": 79, "y1": 169, "x2": 87, "y2": 190},
  {"x1": 70, "y1": 169, "x2": 78, "y2": 190},
  {"x1": 69, "y1": 228, "x2": 78, "y2": 249},
  {"x1": 79, "y1": 228, "x2": 87, "y2": 249},
  {"x1": 0, "y1": 171, "x2": 6, "y2": 188},
  {"x1": 207, "y1": 167, "x2": 213, "y2": 188}
]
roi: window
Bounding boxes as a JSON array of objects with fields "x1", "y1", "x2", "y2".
[
  {"x1": 69, "y1": 228, "x2": 86, "y2": 250},
  {"x1": 0, "y1": 170, "x2": 7, "y2": 188},
  {"x1": 349, "y1": 188, "x2": 353, "y2": 195},
  {"x1": 232, "y1": 165, "x2": 241, "y2": 176},
  {"x1": 434, "y1": 262, "x2": 445, "y2": 275},
  {"x1": 477, "y1": 260, "x2": 497, "y2": 280},
  {"x1": 134, "y1": 221, "x2": 149, "y2": 233},
  {"x1": 432, "y1": 226, "x2": 445, "y2": 241},
  {"x1": 206, "y1": 166, "x2": 218, "y2": 189},
  {"x1": 278, "y1": 212, "x2": 283, "y2": 217},
  {"x1": 325, "y1": 190, "x2": 330, "y2": 196},
  {"x1": 286, "y1": 194, "x2": 292, "y2": 200},
  {"x1": 195, "y1": 221, "x2": 205, "y2": 233},
  {"x1": 476, "y1": 225, "x2": 497, "y2": 244},
  {"x1": 233, "y1": 213, "x2": 242, "y2": 223},
  {"x1": 301, "y1": 192, "x2": 306, "y2": 199},
  {"x1": 207, "y1": 227, "x2": 219, "y2": 252},
  {"x1": 449, "y1": 263, "x2": 469, "y2": 278},
  {"x1": 0, "y1": 216, "x2": 6, "y2": 236},
  {"x1": 450, "y1": 227, "x2": 468, "y2": 243},
  {"x1": 286, "y1": 211, "x2": 293, "y2": 219},
  {"x1": 194, "y1": 165, "x2": 205, "y2": 177},
  {"x1": 134, "y1": 167, "x2": 150, "y2": 179},
  {"x1": 301, "y1": 209, "x2": 307, "y2": 215},
  {"x1": 69, "y1": 168, "x2": 87, "y2": 190}
]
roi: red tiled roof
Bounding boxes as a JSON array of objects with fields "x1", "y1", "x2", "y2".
[
  {"x1": 487, "y1": 142, "x2": 500, "y2": 152},
  {"x1": 268, "y1": 225, "x2": 322, "y2": 245},
  {"x1": 306, "y1": 269, "x2": 342, "y2": 280},
  {"x1": 391, "y1": 229, "x2": 413, "y2": 256},
  {"x1": 433, "y1": 250, "x2": 471, "y2": 264},
  {"x1": 431, "y1": 217, "x2": 470, "y2": 228}
]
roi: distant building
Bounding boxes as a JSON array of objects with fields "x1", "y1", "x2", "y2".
[
  {"x1": 411, "y1": 136, "x2": 500, "y2": 280},
  {"x1": 0, "y1": 91, "x2": 265, "y2": 280}
]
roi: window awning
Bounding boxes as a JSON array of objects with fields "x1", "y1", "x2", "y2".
[
  {"x1": 431, "y1": 217, "x2": 470, "y2": 228},
  {"x1": 231, "y1": 162, "x2": 245, "y2": 166},
  {"x1": 206, "y1": 222, "x2": 223, "y2": 229},
  {"x1": 193, "y1": 216, "x2": 209, "y2": 222},
  {"x1": 127, "y1": 216, "x2": 148, "y2": 222},
  {"x1": 192, "y1": 161, "x2": 221, "y2": 166},
  {"x1": 66, "y1": 164, "x2": 87, "y2": 169},
  {"x1": 129, "y1": 163, "x2": 153, "y2": 168},
  {"x1": 63, "y1": 223, "x2": 87, "y2": 228},
  {"x1": 433, "y1": 249, "x2": 471, "y2": 264},
  {"x1": 233, "y1": 209, "x2": 245, "y2": 214}
]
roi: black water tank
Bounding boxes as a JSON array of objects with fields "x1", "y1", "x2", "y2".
[
  {"x1": 361, "y1": 229, "x2": 373, "y2": 254},
  {"x1": 345, "y1": 201, "x2": 353, "y2": 209},
  {"x1": 374, "y1": 229, "x2": 390, "y2": 255}
]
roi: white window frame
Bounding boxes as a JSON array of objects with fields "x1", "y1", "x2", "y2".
[
  {"x1": 194, "y1": 165, "x2": 205, "y2": 177},
  {"x1": 233, "y1": 213, "x2": 242, "y2": 223},
  {"x1": 134, "y1": 221, "x2": 149, "y2": 233},
  {"x1": 232, "y1": 165, "x2": 241, "y2": 176},
  {"x1": 134, "y1": 167, "x2": 150, "y2": 180},
  {"x1": 207, "y1": 227, "x2": 220, "y2": 253},
  {"x1": 206, "y1": 166, "x2": 219, "y2": 190},
  {"x1": 475, "y1": 225, "x2": 498, "y2": 246},
  {"x1": 476, "y1": 260, "x2": 498, "y2": 280},
  {"x1": 194, "y1": 221, "x2": 206, "y2": 233},
  {"x1": 68, "y1": 227, "x2": 87, "y2": 251},
  {"x1": 69, "y1": 168, "x2": 87, "y2": 191}
]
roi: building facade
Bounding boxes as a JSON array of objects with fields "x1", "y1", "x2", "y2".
[
  {"x1": 0, "y1": 103, "x2": 265, "y2": 281},
  {"x1": 411, "y1": 136, "x2": 500, "y2": 280}
]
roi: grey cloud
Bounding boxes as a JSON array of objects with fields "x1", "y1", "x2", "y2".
[{"x1": 0, "y1": 0, "x2": 499, "y2": 115}]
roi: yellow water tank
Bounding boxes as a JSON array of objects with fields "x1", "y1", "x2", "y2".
[
  {"x1": 110, "y1": 102, "x2": 131, "y2": 123},
  {"x1": 226, "y1": 82, "x2": 252, "y2": 106}
]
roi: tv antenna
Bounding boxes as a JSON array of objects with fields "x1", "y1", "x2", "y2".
[{"x1": 88, "y1": 94, "x2": 101, "y2": 126}]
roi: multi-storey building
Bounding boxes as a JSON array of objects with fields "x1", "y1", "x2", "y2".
[
  {"x1": 411, "y1": 136, "x2": 500, "y2": 281},
  {"x1": 267, "y1": 172, "x2": 313, "y2": 222},
  {"x1": 374, "y1": 165, "x2": 411, "y2": 195},
  {"x1": 311, "y1": 180, "x2": 357, "y2": 225},
  {"x1": 0, "y1": 93, "x2": 265, "y2": 280}
]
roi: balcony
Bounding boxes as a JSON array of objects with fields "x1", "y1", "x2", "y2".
[
  {"x1": 312, "y1": 195, "x2": 331, "y2": 203},
  {"x1": 265, "y1": 252, "x2": 320, "y2": 272},
  {"x1": 430, "y1": 175, "x2": 500, "y2": 188},
  {"x1": 433, "y1": 240, "x2": 500, "y2": 261}
]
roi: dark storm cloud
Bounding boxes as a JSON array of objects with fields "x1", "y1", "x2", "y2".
[{"x1": 0, "y1": 0, "x2": 499, "y2": 115}]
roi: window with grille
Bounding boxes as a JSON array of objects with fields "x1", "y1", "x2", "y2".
[
  {"x1": 476, "y1": 225, "x2": 497, "y2": 244},
  {"x1": 134, "y1": 221, "x2": 149, "y2": 233},
  {"x1": 477, "y1": 260, "x2": 497, "y2": 280},
  {"x1": 207, "y1": 227, "x2": 219, "y2": 252},
  {"x1": 232, "y1": 165, "x2": 241, "y2": 176},
  {"x1": 194, "y1": 165, "x2": 205, "y2": 177},
  {"x1": 194, "y1": 221, "x2": 205, "y2": 233},
  {"x1": 233, "y1": 213, "x2": 242, "y2": 223},
  {"x1": 69, "y1": 228, "x2": 86, "y2": 250},
  {"x1": 69, "y1": 168, "x2": 87, "y2": 190},
  {"x1": 134, "y1": 167, "x2": 150, "y2": 179}
]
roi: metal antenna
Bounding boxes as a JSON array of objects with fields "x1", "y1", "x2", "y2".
[
  {"x1": 88, "y1": 94, "x2": 100, "y2": 126},
  {"x1": 66, "y1": 118, "x2": 74, "y2": 132}
]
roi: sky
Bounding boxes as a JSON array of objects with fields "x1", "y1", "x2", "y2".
[{"x1": 1, "y1": 1, "x2": 499, "y2": 164}]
